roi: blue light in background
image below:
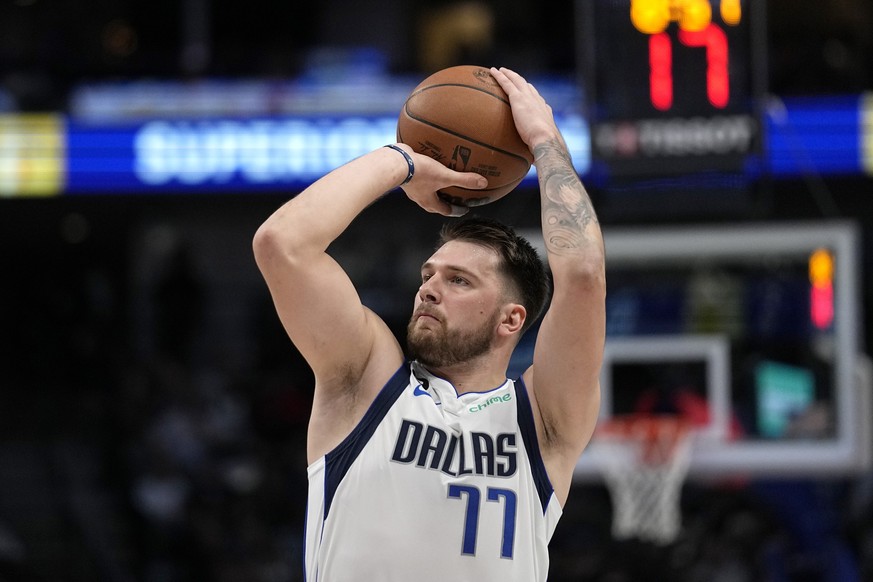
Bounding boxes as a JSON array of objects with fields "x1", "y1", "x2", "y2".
[
  {"x1": 765, "y1": 94, "x2": 862, "y2": 177},
  {"x1": 65, "y1": 114, "x2": 591, "y2": 194}
]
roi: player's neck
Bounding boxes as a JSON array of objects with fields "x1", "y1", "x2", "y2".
[{"x1": 421, "y1": 356, "x2": 509, "y2": 395}]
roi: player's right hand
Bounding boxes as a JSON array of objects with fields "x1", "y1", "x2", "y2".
[{"x1": 400, "y1": 149, "x2": 487, "y2": 217}]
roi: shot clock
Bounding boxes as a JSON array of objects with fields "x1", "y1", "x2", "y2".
[{"x1": 580, "y1": 0, "x2": 765, "y2": 180}]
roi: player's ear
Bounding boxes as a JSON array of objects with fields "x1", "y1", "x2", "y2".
[{"x1": 498, "y1": 303, "x2": 526, "y2": 336}]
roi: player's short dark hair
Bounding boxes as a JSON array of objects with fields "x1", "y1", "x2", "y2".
[{"x1": 437, "y1": 216, "x2": 550, "y2": 335}]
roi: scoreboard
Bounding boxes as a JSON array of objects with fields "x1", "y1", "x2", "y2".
[{"x1": 580, "y1": 0, "x2": 766, "y2": 179}]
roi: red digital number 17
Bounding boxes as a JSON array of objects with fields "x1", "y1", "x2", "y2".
[{"x1": 648, "y1": 22, "x2": 729, "y2": 111}]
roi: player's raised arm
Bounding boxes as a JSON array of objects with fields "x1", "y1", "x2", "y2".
[
  {"x1": 252, "y1": 144, "x2": 486, "y2": 459},
  {"x1": 491, "y1": 67, "x2": 606, "y2": 499}
]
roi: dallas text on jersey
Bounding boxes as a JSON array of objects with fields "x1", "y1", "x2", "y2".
[{"x1": 391, "y1": 419, "x2": 519, "y2": 478}]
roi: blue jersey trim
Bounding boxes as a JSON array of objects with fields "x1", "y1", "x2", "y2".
[
  {"x1": 322, "y1": 362, "x2": 410, "y2": 519},
  {"x1": 514, "y1": 376, "x2": 555, "y2": 513}
]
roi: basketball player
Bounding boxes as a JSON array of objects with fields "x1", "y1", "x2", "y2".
[{"x1": 253, "y1": 67, "x2": 605, "y2": 581}]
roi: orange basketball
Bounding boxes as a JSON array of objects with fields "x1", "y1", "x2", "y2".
[{"x1": 396, "y1": 65, "x2": 533, "y2": 207}]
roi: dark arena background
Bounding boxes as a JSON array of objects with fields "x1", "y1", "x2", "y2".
[{"x1": 2, "y1": 1, "x2": 873, "y2": 580}]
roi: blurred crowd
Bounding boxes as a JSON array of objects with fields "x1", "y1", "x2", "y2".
[
  {"x1": 1, "y1": 0, "x2": 872, "y2": 580},
  {"x1": 0, "y1": 202, "x2": 871, "y2": 582}
]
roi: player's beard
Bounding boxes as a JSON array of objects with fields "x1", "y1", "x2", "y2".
[{"x1": 406, "y1": 312, "x2": 495, "y2": 368}]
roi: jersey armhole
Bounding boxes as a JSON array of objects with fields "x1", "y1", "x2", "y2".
[
  {"x1": 321, "y1": 362, "x2": 410, "y2": 518},
  {"x1": 514, "y1": 376, "x2": 556, "y2": 513}
]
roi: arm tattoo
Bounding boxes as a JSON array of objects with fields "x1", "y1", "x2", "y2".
[{"x1": 533, "y1": 139, "x2": 599, "y2": 255}]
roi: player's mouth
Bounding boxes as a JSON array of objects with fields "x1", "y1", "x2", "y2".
[{"x1": 414, "y1": 308, "x2": 441, "y2": 323}]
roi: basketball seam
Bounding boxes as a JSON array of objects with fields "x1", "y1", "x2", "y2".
[
  {"x1": 401, "y1": 103, "x2": 532, "y2": 167},
  {"x1": 408, "y1": 83, "x2": 510, "y2": 106}
]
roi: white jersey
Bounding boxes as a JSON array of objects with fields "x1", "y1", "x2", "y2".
[{"x1": 304, "y1": 362, "x2": 563, "y2": 581}]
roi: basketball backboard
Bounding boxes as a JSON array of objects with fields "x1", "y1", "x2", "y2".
[{"x1": 520, "y1": 221, "x2": 871, "y2": 479}]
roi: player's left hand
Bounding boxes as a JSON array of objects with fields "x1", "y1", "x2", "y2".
[{"x1": 490, "y1": 67, "x2": 563, "y2": 154}]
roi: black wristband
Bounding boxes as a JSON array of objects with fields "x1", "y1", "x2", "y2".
[{"x1": 384, "y1": 144, "x2": 415, "y2": 185}]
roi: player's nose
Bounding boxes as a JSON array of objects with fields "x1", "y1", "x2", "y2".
[{"x1": 418, "y1": 276, "x2": 441, "y2": 303}]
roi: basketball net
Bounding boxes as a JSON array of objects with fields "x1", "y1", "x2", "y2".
[{"x1": 590, "y1": 415, "x2": 693, "y2": 545}]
